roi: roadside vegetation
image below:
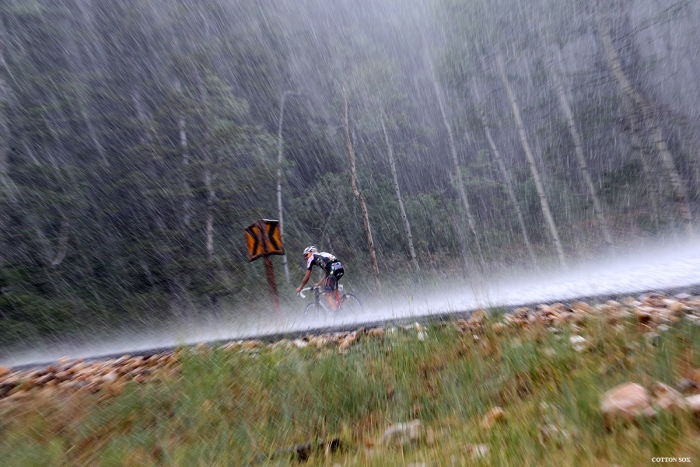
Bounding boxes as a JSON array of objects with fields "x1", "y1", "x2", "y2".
[{"x1": 2, "y1": 297, "x2": 700, "y2": 466}]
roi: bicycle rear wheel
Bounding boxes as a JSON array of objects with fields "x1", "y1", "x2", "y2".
[{"x1": 340, "y1": 293, "x2": 363, "y2": 314}]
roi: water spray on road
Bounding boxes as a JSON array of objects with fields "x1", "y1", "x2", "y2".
[{"x1": 4, "y1": 236, "x2": 700, "y2": 368}]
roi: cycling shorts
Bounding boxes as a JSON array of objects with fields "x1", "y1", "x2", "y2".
[{"x1": 324, "y1": 275, "x2": 338, "y2": 292}]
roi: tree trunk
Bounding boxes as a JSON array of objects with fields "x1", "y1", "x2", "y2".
[
  {"x1": 197, "y1": 78, "x2": 215, "y2": 262},
  {"x1": 550, "y1": 48, "x2": 614, "y2": 249},
  {"x1": 174, "y1": 80, "x2": 192, "y2": 229},
  {"x1": 496, "y1": 53, "x2": 567, "y2": 268},
  {"x1": 380, "y1": 111, "x2": 420, "y2": 272},
  {"x1": 595, "y1": 0, "x2": 693, "y2": 234},
  {"x1": 342, "y1": 85, "x2": 381, "y2": 291},
  {"x1": 622, "y1": 96, "x2": 662, "y2": 231},
  {"x1": 277, "y1": 90, "x2": 293, "y2": 282},
  {"x1": 204, "y1": 167, "x2": 214, "y2": 262},
  {"x1": 472, "y1": 80, "x2": 537, "y2": 266},
  {"x1": 427, "y1": 54, "x2": 485, "y2": 268}
]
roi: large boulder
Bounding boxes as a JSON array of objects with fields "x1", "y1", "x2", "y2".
[
  {"x1": 652, "y1": 382, "x2": 687, "y2": 412},
  {"x1": 686, "y1": 394, "x2": 700, "y2": 415},
  {"x1": 601, "y1": 382, "x2": 655, "y2": 427}
]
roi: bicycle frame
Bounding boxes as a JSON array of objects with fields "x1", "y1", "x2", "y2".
[
  {"x1": 300, "y1": 284, "x2": 343, "y2": 311},
  {"x1": 299, "y1": 284, "x2": 362, "y2": 315}
]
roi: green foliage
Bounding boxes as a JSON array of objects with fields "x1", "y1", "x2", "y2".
[{"x1": 3, "y1": 317, "x2": 700, "y2": 465}]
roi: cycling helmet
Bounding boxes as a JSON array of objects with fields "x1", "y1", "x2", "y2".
[{"x1": 303, "y1": 245, "x2": 317, "y2": 256}]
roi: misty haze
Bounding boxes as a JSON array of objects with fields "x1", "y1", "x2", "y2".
[
  {"x1": 1, "y1": 0, "x2": 700, "y2": 365},
  {"x1": 4, "y1": 1, "x2": 700, "y2": 465}
]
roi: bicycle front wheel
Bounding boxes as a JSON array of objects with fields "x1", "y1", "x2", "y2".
[
  {"x1": 304, "y1": 303, "x2": 321, "y2": 316},
  {"x1": 305, "y1": 301, "x2": 332, "y2": 316},
  {"x1": 340, "y1": 293, "x2": 363, "y2": 314}
]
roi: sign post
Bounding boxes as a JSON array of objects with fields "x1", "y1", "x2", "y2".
[{"x1": 244, "y1": 219, "x2": 285, "y2": 313}]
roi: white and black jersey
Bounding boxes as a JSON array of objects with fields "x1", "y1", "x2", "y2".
[{"x1": 306, "y1": 252, "x2": 339, "y2": 273}]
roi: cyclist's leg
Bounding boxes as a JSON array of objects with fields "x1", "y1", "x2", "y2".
[
  {"x1": 331, "y1": 264, "x2": 344, "y2": 309},
  {"x1": 324, "y1": 276, "x2": 338, "y2": 311}
]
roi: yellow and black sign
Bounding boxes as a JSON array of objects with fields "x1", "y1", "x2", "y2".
[{"x1": 244, "y1": 219, "x2": 285, "y2": 262}]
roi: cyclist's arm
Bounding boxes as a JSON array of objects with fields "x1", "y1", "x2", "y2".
[{"x1": 296, "y1": 269, "x2": 312, "y2": 293}]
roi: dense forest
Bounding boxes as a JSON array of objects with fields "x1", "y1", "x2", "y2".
[{"x1": 1, "y1": 0, "x2": 699, "y2": 346}]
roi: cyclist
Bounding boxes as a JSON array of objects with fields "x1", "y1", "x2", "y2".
[{"x1": 296, "y1": 246, "x2": 344, "y2": 311}]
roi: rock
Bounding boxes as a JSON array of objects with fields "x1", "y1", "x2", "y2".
[
  {"x1": 546, "y1": 311, "x2": 562, "y2": 324},
  {"x1": 0, "y1": 367, "x2": 11, "y2": 379},
  {"x1": 480, "y1": 407, "x2": 506, "y2": 430},
  {"x1": 622, "y1": 296, "x2": 637, "y2": 306},
  {"x1": 221, "y1": 341, "x2": 242, "y2": 351},
  {"x1": 677, "y1": 378, "x2": 699, "y2": 394},
  {"x1": 569, "y1": 335, "x2": 588, "y2": 352},
  {"x1": 338, "y1": 334, "x2": 357, "y2": 353},
  {"x1": 241, "y1": 340, "x2": 264, "y2": 350},
  {"x1": 292, "y1": 339, "x2": 308, "y2": 349},
  {"x1": 601, "y1": 382, "x2": 655, "y2": 427},
  {"x1": 102, "y1": 371, "x2": 119, "y2": 385},
  {"x1": 0, "y1": 381, "x2": 17, "y2": 398},
  {"x1": 639, "y1": 293, "x2": 666, "y2": 307},
  {"x1": 664, "y1": 300, "x2": 690, "y2": 314},
  {"x1": 381, "y1": 419, "x2": 423, "y2": 448},
  {"x1": 634, "y1": 307, "x2": 653, "y2": 324},
  {"x1": 686, "y1": 394, "x2": 700, "y2": 413},
  {"x1": 652, "y1": 382, "x2": 687, "y2": 412},
  {"x1": 492, "y1": 322, "x2": 507, "y2": 334},
  {"x1": 470, "y1": 309, "x2": 488, "y2": 324},
  {"x1": 367, "y1": 327, "x2": 385, "y2": 338},
  {"x1": 572, "y1": 301, "x2": 594, "y2": 314},
  {"x1": 653, "y1": 308, "x2": 675, "y2": 324}
]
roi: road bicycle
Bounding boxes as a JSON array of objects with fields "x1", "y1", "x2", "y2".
[{"x1": 298, "y1": 284, "x2": 363, "y2": 315}]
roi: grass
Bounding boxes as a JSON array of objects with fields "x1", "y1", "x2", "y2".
[{"x1": 1, "y1": 311, "x2": 700, "y2": 466}]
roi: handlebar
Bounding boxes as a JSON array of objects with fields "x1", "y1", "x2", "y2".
[{"x1": 298, "y1": 286, "x2": 316, "y2": 298}]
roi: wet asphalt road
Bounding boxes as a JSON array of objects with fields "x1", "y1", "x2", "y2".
[{"x1": 4, "y1": 237, "x2": 700, "y2": 369}]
